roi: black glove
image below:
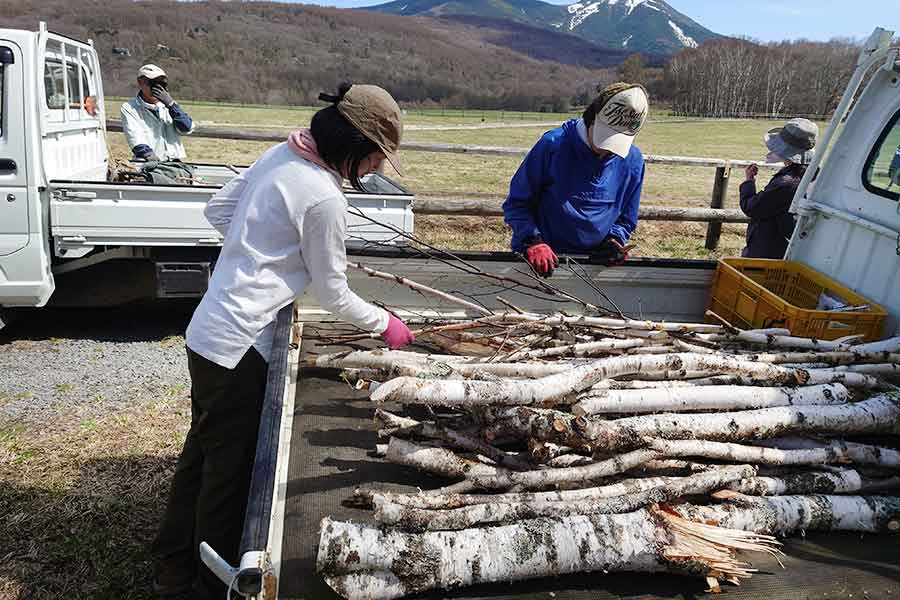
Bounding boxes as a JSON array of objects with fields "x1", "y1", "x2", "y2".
[
  {"x1": 150, "y1": 84, "x2": 175, "y2": 107},
  {"x1": 591, "y1": 236, "x2": 629, "y2": 266}
]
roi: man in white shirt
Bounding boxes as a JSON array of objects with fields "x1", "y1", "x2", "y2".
[{"x1": 120, "y1": 64, "x2": 194, "y2": 161}]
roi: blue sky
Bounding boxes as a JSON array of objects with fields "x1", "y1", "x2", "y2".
[{"x1": 302, "y1": 1, "x2": 897, "y2": 42}]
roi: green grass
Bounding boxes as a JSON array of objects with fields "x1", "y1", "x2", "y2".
[
  {"x1": 0, "y1": 400, "x2": 189, "y2": 599},
  {"x1": 106, "y1": 101, "x2": 824, "y2": 259}
]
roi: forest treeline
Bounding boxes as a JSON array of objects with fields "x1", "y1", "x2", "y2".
[
  {"x1": 626, "y1": 38, "x2": 861, "y2": 118},
  {"x1": 3, "y1": 0, "x2": 869, "y2": 116}
]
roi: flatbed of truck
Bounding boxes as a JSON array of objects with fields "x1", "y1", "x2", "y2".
[{"x1": 277, "y1": 335, "x2": 900, "y2": 600}]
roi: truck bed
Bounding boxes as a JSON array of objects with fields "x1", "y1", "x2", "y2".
[{"x1": 276, "y1": 334, "x2": 900, "y2": 600}]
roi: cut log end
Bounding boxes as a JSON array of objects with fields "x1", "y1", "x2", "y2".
[{"x1": 655, "y1": 505, "x2": 784, "y2": 577}]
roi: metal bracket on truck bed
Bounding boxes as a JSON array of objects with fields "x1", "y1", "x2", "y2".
[{"x1": 201, "y1": 304, "x2": 297, "y2": 598}]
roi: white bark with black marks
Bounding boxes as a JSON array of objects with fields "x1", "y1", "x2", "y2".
[
  {"x1": 373, "y1": 466, "x2": 755, "y2": 531},
  {"x1": 676, "y1": 494, "x2": 900, "y2": 535},
  {"x1": 581, "y1": 394, "x2": 900, "y2": 451},
  {"x1": 727, "y1": 470, "x2": 862, "y2": 495},
  {"x1": 649, "y1": 438, "x2": 900, "y2": 468},
  {"x1": 574, "y1": 383, "x2": 849, "y2": 416},
  {"x1": 371, "y1": 353, "x2": 810, "y2": 407},
  {"x1": 318, "y1": 506, "x2": 779, "y2": 600}
]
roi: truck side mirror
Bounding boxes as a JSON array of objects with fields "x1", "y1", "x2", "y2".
[{"x1": 0, "y1": 47, "x2": 14, "y2": 65}]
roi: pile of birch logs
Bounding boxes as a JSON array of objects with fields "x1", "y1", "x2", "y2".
[{"x1": 313, "y1": 312, "x2": 900, "y2": 600}]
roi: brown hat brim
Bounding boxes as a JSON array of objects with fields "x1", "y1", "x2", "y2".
[{"x1": 382, "y1": 148, "x2": 404, "y2": 177}]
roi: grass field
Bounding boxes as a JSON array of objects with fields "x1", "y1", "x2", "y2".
[{"x1": 107, "y1": 98, "x2": 823, "y2": 260}]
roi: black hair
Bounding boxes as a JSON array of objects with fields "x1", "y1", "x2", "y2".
[{"x1": 311, "y1": 82, "x2": 380, "y2": 191}]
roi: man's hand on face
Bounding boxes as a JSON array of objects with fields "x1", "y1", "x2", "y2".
[{"x1": 150, "y1": 81, "x2": 175, "y2": 107}]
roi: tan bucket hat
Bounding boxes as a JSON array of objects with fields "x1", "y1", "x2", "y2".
[{"x1": 335, "y1": 84, "x2": 404, "y2": 176}]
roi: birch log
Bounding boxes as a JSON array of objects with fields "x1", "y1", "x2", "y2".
[
  {"x1": 580, "y1": 394, "x2": 900, "y2": 451},
  {"x1": 671, "y1": 371, "x2": 881, "y2": 389},
  {"x1": 746, "y1": 350, "x2": 900, "y2": 366},
  {"x1": 371, "y1": 353, "x2": 809, "y2": 406},
  {"x1": 649, "y1": 439, "x2": 900, "y2": 468},
  {"x1": 378, "y1": 411, "x2": 533, "y2": 471},
  {"x1": 373, "y1": 466, "x2": 755, "y2": 531},
  {"x1": 360, "y1": 475, "x2": 684, "y2": 510},
  {"x1": 753, "y1": 437, "x2": 900, "y2": 468},
  {"x1": 727, "y1": 470, "x2": 863, "y2": 495},
  {"x1": 574, "y1": 383, "x2": 849, "y2": 416},
  {"x1": 675, "y1": 494, "x2": 900, "y2": 535},
  {"x1": 318, "y1": 506, "x2": 779, "y2": 600}
]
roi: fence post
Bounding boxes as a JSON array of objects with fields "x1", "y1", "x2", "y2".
[{"x1": 704, "y1": 165, "x2": 731, "y2": 250}]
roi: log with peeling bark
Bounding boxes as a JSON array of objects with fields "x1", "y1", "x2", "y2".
[
  {"x1": 370, "y1": 353, "x2": 812, "y2": 406},
  {"x1": 355, "y1": 472, "x2": 711, "y2": 511},
  {"x1": 318, "y1": 505, "x2": 780, "y2": 600},
  {"x1": 676, "y1": 494, "x2": 900, "y2": 535},
  {"x1": 373, "y1": 465, "x2": 755, "y2": 531},
  {"x1": 727, "y1": 469, "x2": 863, "y2": 495},
  {"x1": 649, "y1": 438, "x2": 900, "y2": 468},
  {"x1": 579, "y1": 394, "x2": 900, "y2": 451},
  {"x1": 376, "y1": 410, "x2": 533, "y2": 470},
  {"x1": 573, "y1": 383, "x2": 850, "y2": 416}
]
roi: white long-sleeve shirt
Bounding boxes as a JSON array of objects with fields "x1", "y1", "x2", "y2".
[{"x1": 186, "y1": 142, "x2": 389, "y2": 368}]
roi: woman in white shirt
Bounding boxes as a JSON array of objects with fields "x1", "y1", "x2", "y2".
[{"x1": 151, "y1": 83, "x2": 414, "y2": 600}]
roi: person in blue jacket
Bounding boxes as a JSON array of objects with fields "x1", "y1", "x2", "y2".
[{"x1": 503, "y1": 82, "x2": 648, "y2": 277}]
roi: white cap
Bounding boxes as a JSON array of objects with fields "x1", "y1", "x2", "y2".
[
  {"x1": 591, "y1": 86, "x2": 649, "y2": 158},
  {"x1": 137, "y1": 64, "x2": 166, "y2": 80}
]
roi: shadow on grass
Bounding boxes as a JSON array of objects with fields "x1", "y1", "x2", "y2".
[{"x1": 0, "y1": 454, "x2": 176, "y2": 600}]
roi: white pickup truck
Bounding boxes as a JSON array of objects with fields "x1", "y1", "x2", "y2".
[
  {"x1": 0, "y1": 23, "x2": 413, "y2": 323},
  {"x1": 218, "y1": 29, "x2": 900, "y2": 600}
]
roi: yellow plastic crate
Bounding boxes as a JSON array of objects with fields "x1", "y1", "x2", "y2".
[{"x1": 707, "y1": 258, "x2": 887, "y2": 341}]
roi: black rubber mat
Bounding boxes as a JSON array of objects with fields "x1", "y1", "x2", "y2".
[{"x1": 279, "y1": 340, "x2": 900, "y2": 600}]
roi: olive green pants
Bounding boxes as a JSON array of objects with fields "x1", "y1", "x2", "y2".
[{"x1": 152, "y1": 346, "x2": 268, "y2": 599}]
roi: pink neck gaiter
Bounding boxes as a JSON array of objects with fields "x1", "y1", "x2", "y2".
[{"x1": 287, "y1": 128, "x2": 341, "y2": 177}]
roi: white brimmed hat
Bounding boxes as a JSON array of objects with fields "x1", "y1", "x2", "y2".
[
  {"x1": 137, "y1": 64, "x2": 166, "y2": 80},
  {"x1": 591, "y1": 85, "x2": 649, "y2": 158}
]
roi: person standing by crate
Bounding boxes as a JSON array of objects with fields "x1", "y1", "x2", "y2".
[
  {"x1": 502, "y1": 83, "x2": 648, "y2": 277},
  {"x1": 740, "y1": 118, "x2": 818, "y2": 259},
  {"x1": 150, "y1": 83, "x2": 415, "y2": 600},
  {"x1": 121, "y1": 64, "x2": 194, "y2": 162}
]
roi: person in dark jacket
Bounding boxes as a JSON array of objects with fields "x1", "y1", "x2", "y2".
[
  {"x1": 889, "y1": 144, "x2": 900, "y2": 189},
  {"x1": 739, "y1": 118, "x2": 818, "y2": 259},
  {"x1": 502, "y1": 83, "x2": 648, "y2": 277}
]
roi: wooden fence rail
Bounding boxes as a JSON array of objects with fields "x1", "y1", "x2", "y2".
[
  {"x1": 413, "y1": 197, "x2": 748, "y2": 223},
  {"x1": 106, "y1": 120, "x2": 765, "y2": 246}
]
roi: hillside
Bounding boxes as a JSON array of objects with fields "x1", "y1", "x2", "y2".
[
  {"x1": 367, "y1": 0, "x2": 720, "y2": 55},
  {"x1": 1, "y1": 0, "x2": 624, "y2": 109}
]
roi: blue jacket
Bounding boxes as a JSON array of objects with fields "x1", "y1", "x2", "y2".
[{"x1": 503, "y1": 119, "x2": 645, "y2": 253}]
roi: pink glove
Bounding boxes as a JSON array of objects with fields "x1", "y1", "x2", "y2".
[{"x1": 381, "y1": 314, "x2": 415, "y2": 350}]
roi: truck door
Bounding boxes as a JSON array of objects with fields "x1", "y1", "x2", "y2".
[{"x1": 0, "y1": 41, "x2": 28, "y2": 256}]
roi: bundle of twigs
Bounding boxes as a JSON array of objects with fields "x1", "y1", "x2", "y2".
[{"x1": 312, "y1": 265, "x2": 900, "y2": 600}]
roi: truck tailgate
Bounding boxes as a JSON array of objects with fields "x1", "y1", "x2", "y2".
[{"x1": 275, "y1": 331, "x2": 900, "y2": 600}]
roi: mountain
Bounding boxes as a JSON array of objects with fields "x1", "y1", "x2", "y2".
[
  {"x1": 366, "y1": 0, "x2": 719, "y2": 55},
  {"x1": 2, "y1": 0, "x2": 615, "y2": 110}
]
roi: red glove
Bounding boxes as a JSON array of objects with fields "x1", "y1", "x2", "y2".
[
  {"x1": 525, "y1": 243, "x2": 559, "y2": 278},
  {"x1": 381, "y1": 313, "x2": 415, "y2": 350}
]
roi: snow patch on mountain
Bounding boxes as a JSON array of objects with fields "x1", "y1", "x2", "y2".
[
  {"x1": 668, "y1": 19, "x2": 697, "y2": 48},
  {"x1": 567, "y1": 0, "x2": 661, "y2": 30}
]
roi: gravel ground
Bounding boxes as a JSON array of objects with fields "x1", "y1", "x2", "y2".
[{"x1": 0, "y1": 304, "x2": 196, "y2": 425}]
